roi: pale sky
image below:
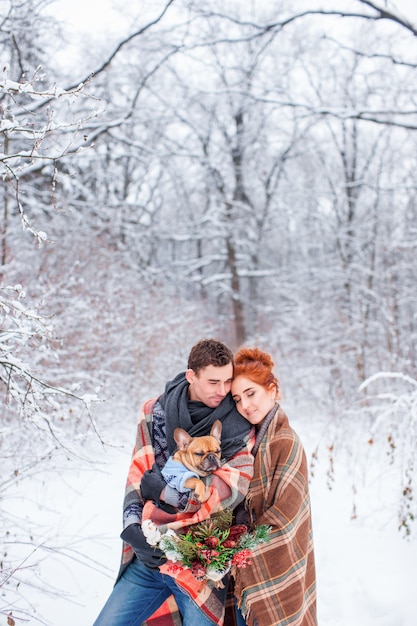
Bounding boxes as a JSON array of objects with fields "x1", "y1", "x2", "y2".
[
  {"x1": 49, "y1": 0, "x2": 416, "y2": 37},
  {"x1": 46, "y1": 0, "x2": 416, "y2": 76},
  {"x1": 49, "y1": 0, "x2": 129, "y2": 35}
]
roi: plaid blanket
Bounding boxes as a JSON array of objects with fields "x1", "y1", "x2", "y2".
[
  {"x1": 225, "y1": 406, "x2": 317, "y2": 626},
  {"x1": 121, "y1": 397, "x2": 255, "y2": 626}
]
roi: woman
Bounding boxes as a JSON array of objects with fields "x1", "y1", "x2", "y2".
[{"x1": 225, "y1": 347, "x2": 317, "y2": 626}]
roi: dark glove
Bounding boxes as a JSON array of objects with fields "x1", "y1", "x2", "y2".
[
  {"x1": 234, "y1": 502, "x2": 250, "y2": 527},
  {"x1": 120, "y1": 523, "x2": 167, "y2": 569},
  {"x1": 140, "y1": 463, "x2": 166, "y2": 504},
  {"x1": 141, "y1": 463, "x2": 183, "y2": 513}
]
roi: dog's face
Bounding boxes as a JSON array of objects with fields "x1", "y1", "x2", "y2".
[{"x1": 173, "y1": 419, "x2": 222, "y2": 477}]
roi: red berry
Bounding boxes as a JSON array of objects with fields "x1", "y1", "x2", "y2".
[{"x1": 205, "y1": 536, "x2": 219, "y2": 549}]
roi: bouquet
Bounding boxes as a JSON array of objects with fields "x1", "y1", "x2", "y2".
[{"x1": 142, "y1": 509, "x2": 270, "y2": 586}]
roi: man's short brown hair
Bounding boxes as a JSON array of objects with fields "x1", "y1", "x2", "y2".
[{"x1": 187, "y1": 339, "x2": 233, "y2": 374}]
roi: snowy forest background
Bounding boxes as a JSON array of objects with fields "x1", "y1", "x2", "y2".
[{"x1": 1, "y1": 0, "x2": 417, "y2": 624}]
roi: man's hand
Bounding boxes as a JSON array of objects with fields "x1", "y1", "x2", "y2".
[
  {"x1": 140, "y1": 463, "x2": 180, "y2": 512},
  {"x1": 140, "y1": 463, "x2": 166, "y2": 504},
  {"x1": 120, "y1": 523, "x2": 167, "y2": 569},
  {"x1": 234, "y1": 501, "x2": 250, "y2": 527}
]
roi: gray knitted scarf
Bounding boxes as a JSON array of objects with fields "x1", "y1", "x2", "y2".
[
  {"x1": 251, "y1": 402, "x2": 280, "y2": 458},
  {"x1": 159, "y1": 371, "x2": 252, "y2": 459}
]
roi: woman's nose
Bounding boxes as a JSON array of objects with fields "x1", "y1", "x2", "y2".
[{"x1": 240, "y1": 396, "x2": 250, "y2": 409}]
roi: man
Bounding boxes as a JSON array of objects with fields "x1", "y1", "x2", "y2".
[{"x1": 93, "y1": 339, "x2": 254, "y2": 626}]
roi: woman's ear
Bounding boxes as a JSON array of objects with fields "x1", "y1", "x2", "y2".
[{"x1": 269, "y1": 383, "x2": 278, "y2": 397}]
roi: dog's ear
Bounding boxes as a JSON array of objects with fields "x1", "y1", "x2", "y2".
[
  {"x1": 210, "y1": 419, "x2": 222, "y2": 443},
  {"x1": 174, "y1": 427, "x2": 193, "y2": 451}
]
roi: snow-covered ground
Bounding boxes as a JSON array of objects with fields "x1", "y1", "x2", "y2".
[{"x1": 6, "y1": 420, "x2": 417, "y2": 626}]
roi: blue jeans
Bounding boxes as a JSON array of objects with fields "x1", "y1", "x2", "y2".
[
  {"x1": 234, "y1": 597, "x2": 247, "y2": 626},
  {"x1": 92, "y1": 557, "x2": 222, "y2": 626}
]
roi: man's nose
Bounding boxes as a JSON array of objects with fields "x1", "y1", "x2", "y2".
[{"x1": 216, "y1": 381, "x2": 227, "y2": 396}]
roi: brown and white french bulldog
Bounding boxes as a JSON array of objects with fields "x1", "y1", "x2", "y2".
[{"x1": 172, "y1": 419, "x2": 222, "y2": 503}]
